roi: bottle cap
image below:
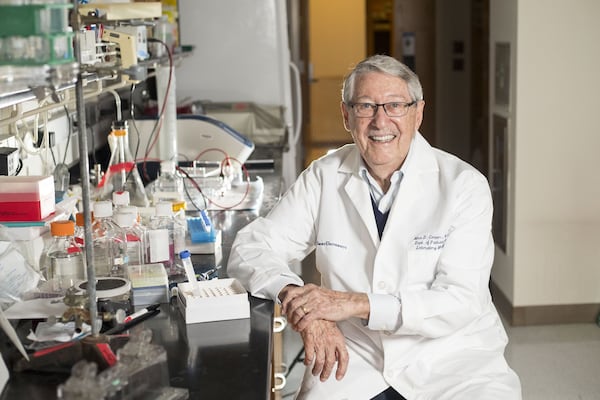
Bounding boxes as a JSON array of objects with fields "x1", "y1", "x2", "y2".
[
  {"x1": 93, "y1": 200, "x2": 113, "y2": 218},
  {"x1": 114, "y1": 212, "x2": 136, "y2": 228},
  {"x1": 112, "y1": 190, "x2": 130, "y2": 206},
  {"x1": 172, "y1": 201, "x2": 186, "y2": 212},
  {"x1": 50, "y1": 220, "x2": 75, "y2": 236},
  {"x1": 75, "y1": 212, "x2": 94, "y2": 227},
  {"x1": 179, "y1": 250, "x2": 191, "y2": 259},
  {"x1": 155, "y1": 202, "x2": 173, "y2": 217},
  {"x1": 75, "y1": 212, "x2": 84, "y2": 227},
  {"x1": 110, "y1": 120, "x2": 128, "y2": 137},
  {"x1": 119, "y1": 205, "x2": 138, "y2": 215}
]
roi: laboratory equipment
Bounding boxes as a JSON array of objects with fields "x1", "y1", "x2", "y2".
[
  {"x1": 130, "y1": 115, "x2": 255, "y2": 165},
  {"x1": 57, "y1": 328, "x2": 187, "y2": 400},
  {"x1": 151, "y1": 160, "x2": 184, "y2": 205},
  {"x1": 74, "y1": 212, "x2": 91, "y2": 247},
  {"x1": 98, "y1": 121, "x2": 149, "y2": 208},
  {"x1": 146, "y1": 202, "x2": 184, "y2": 276},
  {"x1": 179, "y1": 250, "x2": 199, "y2": 296},
  {"x1": 42, "y1": 220, "x2": 85, "y2": 294},
  {"x1": 177, "y1": 0, "x2": 302, "y2": 188},
  {"x1": 177, "y1": 278, "x2": 250, "y2": 324},
  {"x1": 112, "y1": 190, "x2": 130, "y2": 213},
  {"x1": 91, "y1": 201, "x2": 128, "y2": 278},
  {"x1": 126, "y1": 263, "x2": 169, "y2": 307},
  {"x1": 114, "y1": 210, "x2": 145, "y2": 266},
  {"x1": 0, "y1": 175, "x2": 55, "y2": 222}
]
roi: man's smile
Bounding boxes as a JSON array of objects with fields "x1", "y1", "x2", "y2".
[{"x1": 369, "y1": 134, "x2": 396, "y2": 143}]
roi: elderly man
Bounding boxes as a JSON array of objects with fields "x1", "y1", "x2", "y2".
[{"x1": 228, "y1": 55, "x2": 521, "y2": 400}]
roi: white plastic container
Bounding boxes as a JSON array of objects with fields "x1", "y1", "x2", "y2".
[{"x1": 177, "y1": 278, "x2": 250, "y2": 324}]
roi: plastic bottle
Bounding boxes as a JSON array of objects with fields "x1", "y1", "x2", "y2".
[
  {"x1": 114, "y1": 210, "x2": 146, "y2": 266},
  {"x1": 101, "y1": 121, "x2": 149, "y2": 207},
  {"x1": 152, "y1": 160, "x2": 184, "y2": 205},
  {"x1": 92, "y1": 200, "x2": 128, "y2": 278},
  {"x1": 146, "y1": 202, "x2": 184, "y2": 276},
  {"x1": 43, "y1": 220, "x2": 86, "y2": 294}
]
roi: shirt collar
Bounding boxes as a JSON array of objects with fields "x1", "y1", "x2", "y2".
[{"x1": 358, "y1": 136, "x2": 415, "y2": 190}]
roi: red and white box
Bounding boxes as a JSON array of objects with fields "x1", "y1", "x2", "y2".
[{"x1": 0, "y1": 176, "x2": 55, "y2": 222}]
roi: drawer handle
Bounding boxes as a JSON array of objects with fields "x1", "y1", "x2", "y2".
[
  {"x1": 273, "y1": 372, "x2": 287, "y2": 391},
  {"x1": 273, "y1": 316, "x2": 287, "y2": 333}
]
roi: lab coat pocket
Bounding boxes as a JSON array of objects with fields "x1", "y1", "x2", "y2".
[{"x1": 407, "y1": 250, "x2": 440, "y2": 286}]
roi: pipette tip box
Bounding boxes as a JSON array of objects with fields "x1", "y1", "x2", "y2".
[
  {"x1": 0, "y1": 176, "x2": 55, "y2": 222},
  {"x1": 127, "y1": 263, "x2": 169, "y2": 306},
  {"x1": 177, "y1": 278, "x2": 250, "y2": 324}
]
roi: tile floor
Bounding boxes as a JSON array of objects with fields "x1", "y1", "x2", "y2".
[{"x1": 280, "y1": 317, "x2": 600, "y2": 399}]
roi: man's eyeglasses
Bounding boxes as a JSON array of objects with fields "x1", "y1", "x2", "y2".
[{"x1": 347, "y1": 101, "x2": 417, "y2": 118}]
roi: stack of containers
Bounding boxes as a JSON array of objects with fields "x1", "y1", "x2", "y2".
[{"x1": 0, "y1": 0, "x2": 75, "y2": 90}]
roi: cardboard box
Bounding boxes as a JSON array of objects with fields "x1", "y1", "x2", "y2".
[
  {"x1": 0, "y1": 176, "x2": 55, "y2": 222},
  {"x1": 177, "y1": 278, "x2": 249, "y2": 324}
]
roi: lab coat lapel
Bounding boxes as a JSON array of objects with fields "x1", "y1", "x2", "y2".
[
  {"x1": 383, "y1": 133, "x2": 438, "y2": 246},
  {"x1": 340, "y1": 149, "x2": 380, "y2": 246}
]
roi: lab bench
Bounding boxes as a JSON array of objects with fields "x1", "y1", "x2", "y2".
[{"x1": 0, "y1": 164, "x2": 284, "y2": 400}]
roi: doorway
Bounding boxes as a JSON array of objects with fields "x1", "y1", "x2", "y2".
[{"x1": 296, "y1": 0, "x2": 488, "y2": 169}]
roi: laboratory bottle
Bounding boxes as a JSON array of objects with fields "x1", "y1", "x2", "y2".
[
  {"x1": 172, "y1": 200, "x2": 188, "y2": 235},
  {"x1": 75, "y1": 211, "x2": 95, "y2": 244},
  {"x1": 92, "y1": 200, "x2": 128, "y2": 278},
  {"x1": 74, "y1": 212, "x2": 87, "y2": 246},
  {"x1": 43, "y1": 220, "x2": 86, "y2": 294},
  {"x1": 114, "y1": 210, "x2": 146, "y2": 266},
  {"x1": 146, "y1": 202, "x2": 185, "y2": 276},
  {"x1": 152, "y1": 160, "x2": 184, "y2": 205},
  {"x1": 101, "y1": 121, "x2": 149, "y2": 208}
]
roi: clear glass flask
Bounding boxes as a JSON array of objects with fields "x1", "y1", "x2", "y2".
[
  {"x1": 100, "y1": 120, "x2": 149, "y2": 207},
  {"x1": 151, "y1": 160, "x2": 184, "y2": 205}
]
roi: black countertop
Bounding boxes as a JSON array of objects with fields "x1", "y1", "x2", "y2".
[{"x1": 0, "y1": 166, "x2": 283, "y2": 400}]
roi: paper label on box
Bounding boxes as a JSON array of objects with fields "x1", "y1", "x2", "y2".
[{"x1": 147, "y1": 229, "x2": 169, "y2": 262}]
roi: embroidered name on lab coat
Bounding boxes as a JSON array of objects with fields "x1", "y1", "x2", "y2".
[
  {"x1": 412, "y1": 233, "x2": 448, "y2": 250},
  {"x1": 316, "y1": 240, "x2": 348, "y2": 250}
]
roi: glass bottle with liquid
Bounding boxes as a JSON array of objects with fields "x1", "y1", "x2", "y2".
[
  {"x1": 114, "y1": 209, "x2": 146, "y2": 267},
  {"x1": 43, "y1": 220, "x2": 86, "y2": 294},
  {"x1": 92, "y1": 200, "x2": 128, "y2": 278},
  {"x1": 100, "y1": 121, "x2": 149, "y2": 207}
]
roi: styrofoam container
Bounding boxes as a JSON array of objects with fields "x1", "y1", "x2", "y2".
[
  {"x1": 0, "y1": 176, "x2": 55, "y2": 222},
  {"x1": 177, "y1": 278, "x2": 250, "y2": 324}
]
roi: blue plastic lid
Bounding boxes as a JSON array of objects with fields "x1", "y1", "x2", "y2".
[{"x1": 179, "y1": 250, "x2": 191, "y2": 259}]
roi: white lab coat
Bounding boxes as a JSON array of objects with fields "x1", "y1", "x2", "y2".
[{"x1": 228, "y1": 133, "x2": 522, "y2": 400}]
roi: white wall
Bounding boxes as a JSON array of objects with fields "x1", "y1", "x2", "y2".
[
  {"x1": 491, "y1": 0, "x2": 600, "y2": 306},
  {"x1": 176, "y1": 0, "x2": 292, "y2": 108}
]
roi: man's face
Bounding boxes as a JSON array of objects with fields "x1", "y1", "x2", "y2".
[{"x1": 341, "y1": 72, "x2": 424, "y2": 176}]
